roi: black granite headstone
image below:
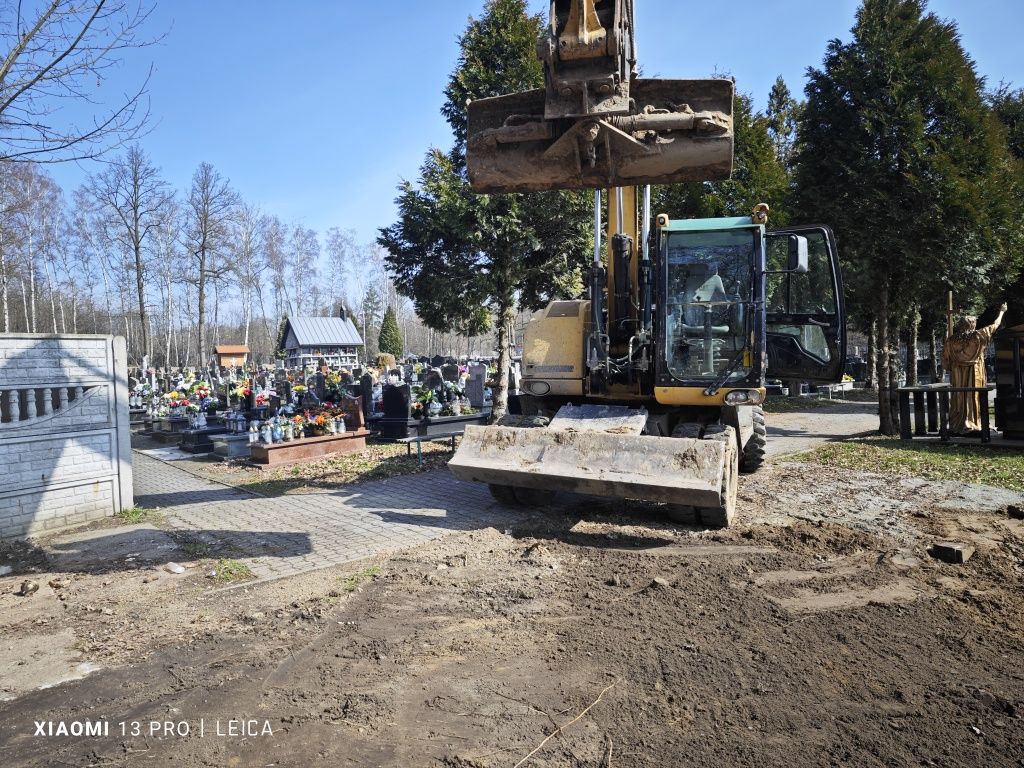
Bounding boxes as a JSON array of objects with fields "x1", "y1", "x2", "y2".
[
  {"x1": 382, "y1": 384, "x2": 412, "y2": 419},
  {"x1": 360, "y1": 373, "x2": 375, "y2": 420}
]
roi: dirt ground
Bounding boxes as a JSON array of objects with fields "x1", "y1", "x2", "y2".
[{"x1": 1, "y1": 457, "x2": 1023, "y2": 767}]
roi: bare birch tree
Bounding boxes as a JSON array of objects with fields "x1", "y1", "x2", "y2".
[
  {"x1": 0, "y1": 0, "x2": 158, "y2": 163},
  {"x1": 86, "y1": 144, "x2": 169, "y2": 360},
  {"x1": 184, "y1": 161, "x2": 237, "y2": 368}
]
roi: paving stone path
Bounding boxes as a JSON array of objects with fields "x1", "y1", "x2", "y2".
[{"x1": 133, "y1": 453, "x2": 520, "y2": 582}]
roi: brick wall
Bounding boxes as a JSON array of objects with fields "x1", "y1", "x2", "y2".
[{"x1": 0, "y1": 335, "x2": 132, "y2": 539}]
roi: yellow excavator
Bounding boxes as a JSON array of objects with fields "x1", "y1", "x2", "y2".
[{"x1": 449, "y1": 0, "x2": 846, "y2": 525}]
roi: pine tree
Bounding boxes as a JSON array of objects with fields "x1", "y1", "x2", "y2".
[
  {"x1": 378, "y1": 305, "x2": 404, "y2": 358},
  {"x1": 766, "y1": 76, "x2": 800, "y2": 169},
  {"x1": 378, "y1": 0, "x2": 592, "y2": 418},
  {"x1": 792, "y1": 0, "x2": 1016, "y2": 433},
  {"x1": 274, "y1": 315, "x2": 288, "y2": 360}
]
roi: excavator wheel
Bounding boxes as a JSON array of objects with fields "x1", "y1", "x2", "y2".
[
  {"x1": 671, "y1": 422, "x2": 703, "y2": 439},
  {"x1": 489, "y1": 484, "x2": 519, "y2": 505},
  {"x1": 739, "y1": 406, "x2": 767, "y2": 474}
]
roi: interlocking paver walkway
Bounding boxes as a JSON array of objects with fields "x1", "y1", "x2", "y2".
[{"x1": 133, "y1": 452, "x2": 522, "y2": 581}]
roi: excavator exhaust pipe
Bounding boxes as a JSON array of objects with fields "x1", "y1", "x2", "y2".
[
  {"x1": 449, "y1": 423, "x2": 738, "y2": 526},
  {"x1": 466, "y1": 78, "x2": 734, "y2": 193}
]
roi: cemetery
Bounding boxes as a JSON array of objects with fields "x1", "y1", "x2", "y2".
[{"x1": 132, "y1": 353, "x2": 497, "y2": 471}]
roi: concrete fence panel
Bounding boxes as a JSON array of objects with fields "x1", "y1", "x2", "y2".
[{"x1": 0, "y1": 334, "x2": 133, "y2": 538}]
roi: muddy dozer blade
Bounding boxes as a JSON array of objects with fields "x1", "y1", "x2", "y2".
[
  {"x1": 449, "y1": 425, "x2": 737, "y2": 519},
  {"x1": 466, "y1": 78, "x2": 734, "y2": 193}
]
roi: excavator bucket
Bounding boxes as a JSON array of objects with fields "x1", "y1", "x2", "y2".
[
  {"x1": 465, "y1": 78, "x2": 734, "y2": 193},
  {"x1": 449, "y1": 413, "x2": 738, "y2": 525}
]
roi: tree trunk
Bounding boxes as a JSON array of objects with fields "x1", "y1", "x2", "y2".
[
  {"x1": 164, "y1": 273, "x2": 173, "y2": 369},
  {"x1": 491, "y1": 299, "x2": 516, "y2": 421},
  {"x1": 20, "y1": 278, "x2": 30, "y2": 331},
  {"x1": 44, "y1": 259, "x2": 58, "y2": 333},
  {"x1": 906, "y1": 307, "x2": 919, "y2": 387},
  {"x1": 876, "y1": 285, "x2": 898, "y2": 435},
  {"x1": 866, "y1": 319, "x2": 877, "y2": 389},
  {"x1": 197, "y1": 251, "x2": 207, "y2": 370},
  {"x1": 134, "y1": 237, "x2": 149, "y2": 362},
  {"x1": 930, "y1": 330, "x2": 940, "y2": 381},
  {"x1": 0, "y1": 224, "x2": 8, "y2": 333},
  {"x1": 28, "y1": 255, "x2": 37, "y2": 332}
]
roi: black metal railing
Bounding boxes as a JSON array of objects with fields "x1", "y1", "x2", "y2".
[{"x1": 897, "y1": 384, "x2": 995, "y2": 443}]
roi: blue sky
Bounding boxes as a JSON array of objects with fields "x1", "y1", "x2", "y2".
[{"x1": 46, "y1": 0, "x2": 1024, "y2": 245}]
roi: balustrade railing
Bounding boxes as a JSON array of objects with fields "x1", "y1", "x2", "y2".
[{"x1": 0, "y1": 385, "x2": 91, "y2": 425}]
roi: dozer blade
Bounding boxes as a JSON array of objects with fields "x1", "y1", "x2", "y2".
[
  {"x1": 449, "y1": 424, "x2": 738, "y2": 523},
  {"x1": 466, "y1": 78, "x2": 734, "y2": 193}
]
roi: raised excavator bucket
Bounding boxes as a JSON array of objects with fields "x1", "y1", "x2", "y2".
[
  {"x1": 465, "y1": 0, "x2": 734, "y2": 192},
  {"x1": 467, "y1": 79, "x2": 734, "y2": 192},
  {"x1": 449, "y1": 406, "x2": 738, "y2": 525}
]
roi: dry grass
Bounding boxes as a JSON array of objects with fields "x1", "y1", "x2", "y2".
[{"x1": 797, "y1": 438, "x2": 1024, "y2": 492}]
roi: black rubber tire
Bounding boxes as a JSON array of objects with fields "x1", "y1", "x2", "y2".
[
  {"x1": 740, "y1": 405, "x2": 767, "y2": 474},
  {"x1": 671, "y1": 422, "x2": 703, "y2": 439},
  {"x1": 702, "y1": 424, "x2": 732, "y2": 442},
  {"x1": 489, "y1": 484, "x2": 519, "y2": 505},
  {"x1": 512, "y1": 487, "x2": 556, "y2": 507}
]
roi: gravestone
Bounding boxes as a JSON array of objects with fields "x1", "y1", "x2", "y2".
[
  {"x1": 360, "y1": 373, "x2": 375, "y2": 420},
  {"x1": 466, "y1": 364, "x2": 487, "y2": 408},
  {"x1": 314, "y1": 372, "x2": 327, "y2": 400},
  {"x1": 430, "y1": 355, "x2": 445, "y2": 368},
  {"x1": 508, "y1": 362, "x2": 521, "y2": 394},
  {"x1": 382, "y1": 384, "x2": 412, "y2": 419},
  {"x1": 423, "y1": 369, "x2": 443, "y2": 390},
  {"x1": 401, "y1": 364, "x2": 414, "y2": 382},
  {"x1": 441, "y1": 364, "x2": 460, "y2": 382}
]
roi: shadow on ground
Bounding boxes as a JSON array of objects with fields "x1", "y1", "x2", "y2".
[{"x1": 0, "y1": 524, "x2": 314, "y2": 577}]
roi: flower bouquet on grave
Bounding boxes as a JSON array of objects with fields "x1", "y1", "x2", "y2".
[
  {"x1": 165, "y1": 392, "x2": 186, "y2": 418},
  {"x1": 291, "y1": 414, "x2": 308, "y2": 439},
  {"x1": 191, "y1": 381, "x2": 211, "y2": 401},
  {"x1": 312, "y1": 412, "x2": 331, "y2": 436},
  {"x1": 254, "y1": 391, "x2": 270, "y2": 408}
]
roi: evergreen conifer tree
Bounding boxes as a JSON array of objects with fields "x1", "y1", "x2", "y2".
[
  {"x1": 378, "y1": 0, "x2": 592, "y2": 418},
  {"x1": 378, "y1": 305, "x2": 404, "y2": 358},
  {"x1": 792, "y1": 0, "x2": 1017, "y2": 433}
]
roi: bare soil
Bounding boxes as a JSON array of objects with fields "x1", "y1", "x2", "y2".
[{"x1": 1, "y1": 463, "x2": 1023, "y2": 767}]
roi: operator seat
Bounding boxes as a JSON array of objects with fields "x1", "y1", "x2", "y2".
[{"x1": 680, "y1": 265, "x2": 730, "y2": 333}]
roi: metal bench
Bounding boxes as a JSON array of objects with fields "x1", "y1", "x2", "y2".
[{"x1": 394, "y1": 432, "x2": 461, "y2": 466}]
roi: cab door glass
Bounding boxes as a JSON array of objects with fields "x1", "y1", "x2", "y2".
[
  {"x1": 766, "y1": 234, "x2": 836, "y2": 315},
  {"x1": 764, "y1": 226, "x2": 845, "y2": 382}
]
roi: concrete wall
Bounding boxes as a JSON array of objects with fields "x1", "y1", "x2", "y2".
[{"x1": 0, "y1": 334, "x2": 132, "y2": 539}]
